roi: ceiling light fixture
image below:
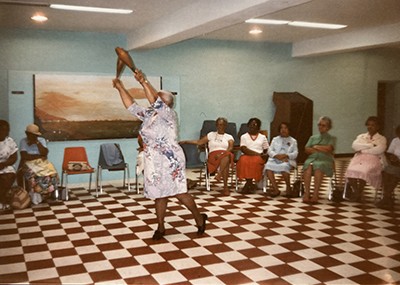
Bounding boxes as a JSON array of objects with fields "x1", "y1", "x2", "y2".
[
  {"x1": 246, "y1": 18, "x2": 346, "y2": 30},
  {"x1": 249, "y1": 28, "x2": 263, "y2": 34},
  {"x1": 288, "y1": 21, "x2": 347, "y2": 29},
  {"x1": 31, "y1": 14, "x2": 48, "y2": 22},
  {"x1": 246, "y1": 19, "x2": 289, "y2": 25},
  {"x1": 50, "y1": 4, "x2": 133, "y2": 14}
]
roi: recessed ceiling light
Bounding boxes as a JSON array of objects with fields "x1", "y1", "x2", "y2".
[
  {"x1": 249, "y1": 28, "x2": 263, "y2": 35},
  {"x1": 31, "y1": 14, "x2": 48, "y2": 22},
  {"x1": 50, "y1": 4, "x2": 133, "y2": 14}
]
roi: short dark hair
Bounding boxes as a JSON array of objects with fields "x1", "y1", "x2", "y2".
[
  {"x1": 0, "y1": 120, "x2": 10, "y2": 133},
  {"x1": 278, "y1": 122, "x2": 290, "y2": 133},
  {"x1": 365, "y1": 116, "x2": 380, "y2": 127},
  {"x1": 247, "y1": 117, "x2": 261, "y2": 129}
]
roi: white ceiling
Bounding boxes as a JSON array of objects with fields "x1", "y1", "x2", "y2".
[{"x1": 1, "y1": 0, "x2": 400, "y2": 57}]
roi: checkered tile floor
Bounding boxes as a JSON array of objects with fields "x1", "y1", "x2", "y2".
[{"x1": 1, "y1": 158, "x2": 399, "y2": 284}]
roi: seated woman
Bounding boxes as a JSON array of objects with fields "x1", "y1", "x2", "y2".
[
  {"x1": 181, "y1": 117, "x2": 234, "y2": 195},
  {"x1": 265, "y1": 122, "x2": 298, "y2": 197},
  {"x1": 18, "y1": 124, "x2": 58, "y2": 203},
  {"x1": 376, "y1": 125, "x2": 400, "y2": 209},
  {"x1": 0, "y1": 120, "x2": 18, "y2": 210},
  {"x1": 345, "y1": 116, "x2": 386, "y2": 202},
  {"x1": 236, "y1": 118, "x2": 269, "y2": 194},
  {"x1": 303, "y1": 116, "x2": 335, "y2": 203}
]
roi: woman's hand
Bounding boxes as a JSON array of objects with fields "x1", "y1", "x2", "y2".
[
  {"x1": 112, "y1": 78, "x2": 124, "y2": 90},
  {"x1": 134, "y1": 69, "x2": 147, "y2": 84},
  {"x1": 275, "y1": 154, "x2": 288, "y2": 161}
]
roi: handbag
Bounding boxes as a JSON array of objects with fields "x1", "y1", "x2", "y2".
[
  {"x1": 287, "y1": 179, "x2": 304, "y2": 198},
  {"x1": 328, "y1": 174, "x2": 344, "y2": 203},
  {"x1": 10, "y1": 186, "x2": 31, "y2": 210}
]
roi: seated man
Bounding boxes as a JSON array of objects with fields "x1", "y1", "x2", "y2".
[{"x1": 18, "y1": 124, "x2": 58, "y2": 204}]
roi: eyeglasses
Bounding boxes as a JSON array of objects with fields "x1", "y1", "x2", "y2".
[{"x1": 318, "y1": 123, "x2": 328, "y2": 127}]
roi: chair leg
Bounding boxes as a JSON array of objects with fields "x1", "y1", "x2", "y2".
[
  {"x1": 89, "y1": 173, "x2": 92, "y2": 191},
  {"x1": 135, "y1": 169, "x2": 139, "y2": 193},
  {"x1": 64, "y1": 173, "x2": 69, "y2": 201},
  {"x1": 96, "y1": 167, "x2": 100, "y2": 197},
  {"x1": 126, "y1": 164, "x2": 131, "y2": 192}
]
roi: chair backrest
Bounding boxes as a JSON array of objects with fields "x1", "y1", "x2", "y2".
[
  {"x1": 199, "y1": 120, "x2": 216, "y2": 138},
  {"x1": 200, "y1": 120, "x2": 239, "y2": 146},
  {"x1": 98, "y1": 143, "x2": 124, "y2": 167},
  {"x1": 180, "y1": 143, "x2": 204, "y2": 168},
  {"x1": 237, "y1": 123, "x2": 249, "y2": 140},
  {"x1": 225, "y1": 122, "x2": 239, "y2": 147},
  {"x1": 62, "y1": 147, "x2": 90, "y2": 170}
]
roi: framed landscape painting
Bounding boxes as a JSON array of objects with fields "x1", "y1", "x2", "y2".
[{"x1": 34, "y1": 73, "x2": 161, "y2": 141}]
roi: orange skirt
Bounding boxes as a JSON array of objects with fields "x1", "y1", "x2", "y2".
[
  {"x1": 207, "y1": 150, "x2": 234, "y2": 174},
  {"x1": 236, "y1": 155, "x2": 265, "y2": 180}
]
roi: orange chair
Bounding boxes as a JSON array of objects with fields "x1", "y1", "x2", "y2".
[{"x1": 61, "y1": 147, "x2": 95, "y2": 200}]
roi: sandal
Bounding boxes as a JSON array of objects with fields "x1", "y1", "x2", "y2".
[{"x1": 197, "y1": 213, "x2": 208, "y2": 235}]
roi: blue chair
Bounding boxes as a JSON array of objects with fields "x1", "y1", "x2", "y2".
[
  {"x1": 96, "y1": 143, "x2": 130, "y2": 196},
  {"x1": 181, "y1": 142, "x2": 205, "y2": 188}
]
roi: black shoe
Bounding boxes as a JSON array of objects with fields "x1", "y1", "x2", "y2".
[
  {"x1": 197, "y1": 214, "x2": 208, "y2": 235},
  {"x1": 375, "y1": 199, "x2": 393, "y2": 210},
  {"x1": 270, "y1": 190, "x2": 281, "y2": 197},
  {"x1": 152, "y1": 229, "x2": 165, "y2": 240}
]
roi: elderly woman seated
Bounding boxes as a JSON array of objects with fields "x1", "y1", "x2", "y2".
[
  {"x1": 376, "y1": 125, "x2": 400, "y2": 209},
  {"x1": 18, "y1": 124, "x2": 58, "y2": 204},
  {"x1": 264, "y1": 122, "x2": 298, "y2": 197},
  {"x1": 181, "y1": 117, "x2": 234, "y2": 195},
  {"x1": 303, "y1": 116, "x2": 335, "y2": 203},
  {"x1": 0, "y1": 120, "x2": 18, "y2": 210},
  {"x1": 345, "y1": 116, "x2": 386, "y2": 202},
  {"x1": 236, "y1": 118, "x2": 269, "y2": 194}
]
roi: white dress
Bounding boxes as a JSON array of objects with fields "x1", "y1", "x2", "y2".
[{"x1": 265, "y1": 135, "x2": 298, "y2": 173}]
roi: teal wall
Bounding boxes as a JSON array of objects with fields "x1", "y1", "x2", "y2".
[{"x1": 1, "y1": 28, "x2": 400, "y2": 184}]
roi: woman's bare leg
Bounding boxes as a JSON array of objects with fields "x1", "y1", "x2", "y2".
[
  {"x1": 218, "y1": 156, "x2": 230, "y2": 194},
  {"x1": 311, "y1": 170, "x2": 324, "y2": 202},
  {"x1": 303, "y1": 166, "x2": 312, "y2": 202},
  {"x1": 155, "y1": 197, "x2": 168, "y2": 232},
  {"x1": 267, "y1": 170, "x2": 279, "y2": 194},
  {"x1": 282, "y1": 172, "x2": 291, "y2": 193},
  {"x1": 175, "y1": 193, "x2": 203, "y2": 226}
]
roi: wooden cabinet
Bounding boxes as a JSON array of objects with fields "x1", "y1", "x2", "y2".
[{"x1": 270, "y1": 92, "x2": 313, "y2": 163}]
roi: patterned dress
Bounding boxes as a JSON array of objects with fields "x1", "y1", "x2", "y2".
[{"x1": 128, "y1": 97, "x2": 187, "y2": 199}]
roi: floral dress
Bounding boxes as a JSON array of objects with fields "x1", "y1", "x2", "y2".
[{"x1": 128, "y1": 97, "x2": 187, "y2": 199}]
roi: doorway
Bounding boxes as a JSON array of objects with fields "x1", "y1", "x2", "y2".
[{"x1": 377, "y1": 81, "x2": 400, "y2": 141}]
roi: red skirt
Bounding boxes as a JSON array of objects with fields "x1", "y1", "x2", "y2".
[
  {"x1": 236, "y1": 155, "x2": 265, "y2": 181},
  {"x1": 207, "y1": 150, "x2": 234, "y2": 174}
]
